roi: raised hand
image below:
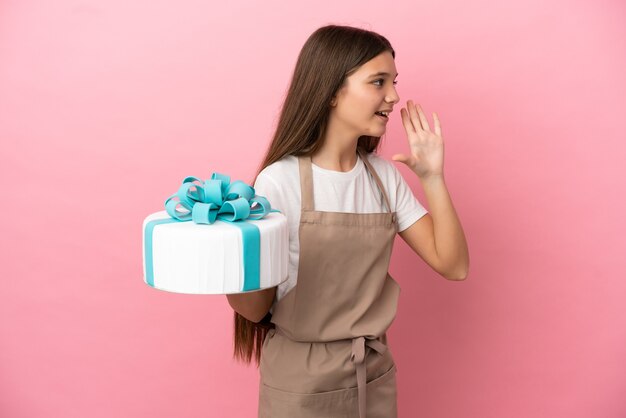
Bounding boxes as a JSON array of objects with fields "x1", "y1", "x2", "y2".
[{"x1": 392, "y1": 100, "x2": 444, "y2": 180}]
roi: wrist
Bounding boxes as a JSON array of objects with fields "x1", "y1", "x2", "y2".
[{"x1": 418, "y1": 172, "x2": 445, "y2": 184}]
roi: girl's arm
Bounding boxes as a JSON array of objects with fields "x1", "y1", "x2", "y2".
[
  {"x1": 393, "y1": 101, "x2": 469, "y2": 280},
  {"x1": 226, "y1": 286, "x2": 277, "y2": 323},
  {"x1": 399, "y1": 174, "x2": 469, "y2": 280}
]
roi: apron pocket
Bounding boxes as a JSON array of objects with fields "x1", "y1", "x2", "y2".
[
  {"x1": 258, "y1": 364, "x2": 397, "y2": 418},
  {"x1": 365, "y1": 364, "x2": 398, "y2": 418},
  {"x1": 259, "y1": 381, "x2": 359, "y2": 418},
  {"x1": 367, "y1": 362, "x2": 396, "y2": 388}
]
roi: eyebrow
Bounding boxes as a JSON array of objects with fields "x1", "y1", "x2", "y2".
[{"x1": 368, "y1": 72, "x2": 399, "y2": 78}]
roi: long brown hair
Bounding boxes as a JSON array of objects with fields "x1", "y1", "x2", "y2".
[{"x1": 234, "y1": 24, "x2": 396, "y2": 367}]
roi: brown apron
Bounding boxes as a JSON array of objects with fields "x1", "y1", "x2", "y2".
[{"x1": 258, "y1": 147, "x2": 401, "y2": 418}]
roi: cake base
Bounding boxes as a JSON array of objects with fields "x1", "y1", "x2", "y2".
[{"x1": 142, "y1": 210, "x2": 289, "y2": 295}]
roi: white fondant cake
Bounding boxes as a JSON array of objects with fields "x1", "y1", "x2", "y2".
[{"x1": 142, "y1": 210, "x2": 289, "y2": 294}]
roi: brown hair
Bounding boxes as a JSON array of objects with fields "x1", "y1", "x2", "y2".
[{"x1": 233, "y1": 24, "x2": 396, "y2": 367}]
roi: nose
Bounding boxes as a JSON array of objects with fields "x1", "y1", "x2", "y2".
[{"x1": 386, "y1": 84, "x2": 400, "y2": 105}]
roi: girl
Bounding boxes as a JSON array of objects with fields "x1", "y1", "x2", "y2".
[{"x1": 226, "y1": 24, "x2": 469, "y2": 418}]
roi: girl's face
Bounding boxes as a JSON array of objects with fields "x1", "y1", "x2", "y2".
[{"x1": 330, "y1": 51, "x2": 400, "y2": 139}]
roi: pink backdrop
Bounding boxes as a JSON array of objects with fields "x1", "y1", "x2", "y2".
[{"x1": 1, "y1": 0, "x2": 625, "y2": 417}]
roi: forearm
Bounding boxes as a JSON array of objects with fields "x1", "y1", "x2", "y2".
[
  {"x1": 226, "y1": 286, "x2": 276, "y2": 322},
  {"x1": 420, "y1": 174, "x2": 469, "y2": 279}
]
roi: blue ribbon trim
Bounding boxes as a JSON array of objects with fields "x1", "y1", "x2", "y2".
[
  {"x1": 144, "y1": 218, "x2": 179, "y2": 288},
  {"x1": 144, "y1": 173, "x2": 280, "y2": 292},
  {"x1": 235, "y1": 221, "x2": 261, "y2": 291}
]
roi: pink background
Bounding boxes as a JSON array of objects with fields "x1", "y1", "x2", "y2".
[{"x1": 1, "y1": 0, "x2": 625, "y2": 417}]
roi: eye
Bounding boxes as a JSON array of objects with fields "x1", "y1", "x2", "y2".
[{"x1": 373, "y1": 79, "x2": 399, "y2": 87}]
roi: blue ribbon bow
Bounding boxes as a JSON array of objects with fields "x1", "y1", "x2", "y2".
[
  {"x1": 144, "y1": 173, "x2": 281, "y2": 293},
  {"x1": 164, "y1": 173, "x2": 277, "y2": 224}
]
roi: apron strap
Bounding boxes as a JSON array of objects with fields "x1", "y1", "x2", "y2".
[
  {"x1": 298, "y1": 153, "x2": 315, "y2": 211},
  {"x1": 351, "y1": 335, "x2": 388, "y2": 418},
  {"x1": 356, "y1": 147, "x2": 394, "y2": 214}
]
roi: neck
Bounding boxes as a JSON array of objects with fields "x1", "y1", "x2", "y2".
[{"x1": 311, "y1": 135, "x2": 360, "y2": 173}]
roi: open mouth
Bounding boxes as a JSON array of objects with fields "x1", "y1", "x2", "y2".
[{"x1": 374, "y1": 111, "x2": 389, "y2": 120}]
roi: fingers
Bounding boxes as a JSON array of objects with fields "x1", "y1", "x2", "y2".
[
  {"x1": 400, "y1": 98, "x2": 444, "y2": 139},
  {"x1": 414, "y1": 102, "x2": 430, "y2": 132},
  {"x1": 433, "y1": 112, "x2": 442, "y2": 136},
  {"x1": 407, "y1": 100, "x2": 422, "y2": 131},
  {"x1": 404, "y1": 101, "x2": 442, "y2": 137},
  {"x1": 400, "y1": 108, "x2": 416, "y2": 134}
]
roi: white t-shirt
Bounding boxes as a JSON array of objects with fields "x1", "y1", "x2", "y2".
[{"x1": 253, "y1": 151, "x2": 429, "y2": 314}]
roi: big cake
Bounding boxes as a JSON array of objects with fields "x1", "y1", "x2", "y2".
[{"x1": 142, "y1": 173, "x2": 289, "y2": 295}]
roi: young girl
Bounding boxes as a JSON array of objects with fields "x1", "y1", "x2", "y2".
[{"x1": 226, "y1": 24, "x2": 469, "y2": 418}]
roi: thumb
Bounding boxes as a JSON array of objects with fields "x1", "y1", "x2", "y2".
[{"x1": 391, "y1": 153, "x2": 410, "y2": 164}]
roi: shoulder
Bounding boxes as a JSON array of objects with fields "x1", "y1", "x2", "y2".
[
  {"x1": 255, "y1": 155, "x2": 299, "y2": 192},
  {"x1": 258, "y1": 155, "x2": 298, "y2": 180},
  {"x1": 363, "y1": 152, "x2": 401, "y2": 184}
]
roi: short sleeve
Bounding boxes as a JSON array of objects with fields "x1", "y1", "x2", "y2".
[
  {"x1": 254, "y1": 172, "x2": 287, "y2": 218},
  {"x1": 391, "y1": 165, "x2": 429, "y2": 232}
]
